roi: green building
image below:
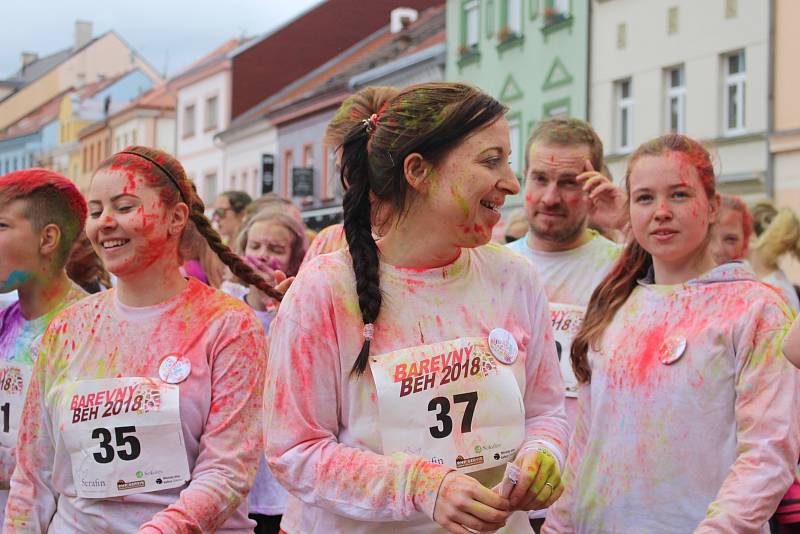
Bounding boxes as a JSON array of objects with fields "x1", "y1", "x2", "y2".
[{"x1": 446, "y1": 0, "x2": 590, "y2": 184}]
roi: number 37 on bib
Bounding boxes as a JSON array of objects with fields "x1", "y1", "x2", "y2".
[{"x1": 370, "y1": 335, "x2": 525, "y2": 474}]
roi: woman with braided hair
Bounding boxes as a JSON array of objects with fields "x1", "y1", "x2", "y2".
[
  {"x1": 6, "y1": 146, "x2": 286, "y2": 533},
  {"x1": 264, "y1": 82, "x2": 568, "y2": 533}
]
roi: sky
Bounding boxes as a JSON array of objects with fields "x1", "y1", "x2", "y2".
[{"x1": 0, "y1": 0, "x2": 325, "y2": 79}]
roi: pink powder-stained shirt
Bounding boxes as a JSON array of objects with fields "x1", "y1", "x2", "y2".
[
  {"x1": 300, "y1": 223, "x2": 346, "y2": 267},
  {"x1": 0, "y1": 285, "x2": 86, "y2": 523},
  {"x1": 542, "y1": 263, "x2": 800, "y2": 534},
  {"x1": 4, "y1": 279, "x2": 267, "y2": 533},
  {"x1": 265, "y1": 243, "x2": 569, "y2": 533}
]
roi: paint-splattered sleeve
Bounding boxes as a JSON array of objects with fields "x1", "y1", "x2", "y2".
[
  {"x1": 264, "y1": 274, "x2": 452, "y2": 522},
  {"x1": 4, "y1": 324, "x2": 60, "y2": 533},
  {"x1": 518, "y1": 282, "x2": 569, "y2": 469},
  {"x1": 540, "y1": 382, "x2": 590, "y2": 534},
  {"x1": 695, "y1": 294, "x2": 800, "y2": 533},
  {"x1": 138, "y1": 312, "x2": 267, "y2": 534}
]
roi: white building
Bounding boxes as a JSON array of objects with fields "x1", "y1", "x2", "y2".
[
  {"x1": 173, "y1": 39, "x2": 246, "y2": 204},
  {"x1": 590, "y1": 0, "x2": 768, "y2": 198}
]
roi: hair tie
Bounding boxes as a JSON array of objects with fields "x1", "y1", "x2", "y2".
[{"x1": 363, "y1": 323, "x2": 375, "y2": 341}]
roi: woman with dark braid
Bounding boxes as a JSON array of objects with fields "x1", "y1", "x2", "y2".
[
  {"x1": 6, "y1": 146, "x2": 286, "y2": 533},
  {"x1": 264, "y1": 83, "x2": 568, "y2": 533}
]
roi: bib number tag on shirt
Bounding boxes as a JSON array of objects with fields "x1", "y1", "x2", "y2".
[
  {"x1": 370, "y1": 336, "x2": 524, "y2": 474},
  {"x1": 0, "y1": 361, "x2": 33, "y2": 449},
  {"x1": 60, "y1": 377, "x2": 191, "y2": 498},
  {"x1": 550, "y1": 303, "x2": 585, "y2": 398}
]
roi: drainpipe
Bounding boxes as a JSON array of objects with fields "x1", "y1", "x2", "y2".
[
  {"x1": 767, "y1": 0, "x2": 776, "y2": 198},
  {"x1": 585, "y1": 0, "x2": 592, "y2": 122}
]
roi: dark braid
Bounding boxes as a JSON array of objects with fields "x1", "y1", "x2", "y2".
[
  {"x1": 188, "y1": 197, "x2": 284, "y2": 301},
  {"x1": 98, "y1": 145, "x2": 282, "y2": 301},
  {"x1": 341, "y1": 128, "x2": 382, "y2": 376}
]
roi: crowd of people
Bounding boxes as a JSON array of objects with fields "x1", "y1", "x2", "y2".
[{"x1": 0, "y1": 81, "x2": 800, "y2": 533}]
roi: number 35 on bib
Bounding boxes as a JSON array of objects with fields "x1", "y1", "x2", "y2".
[
  {"x1": 370, "y1": 335, "x2": 525, "y2": 475},
  {"x1": 60, "y1": 377, "x2": 191, "y2": 498}
]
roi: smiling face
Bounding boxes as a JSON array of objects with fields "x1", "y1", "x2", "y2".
[
  {"x1": 711, "y1": 206, "x2": 748, "y2": 264},
  {"x1": 245, "y1": 220, "x2": 293, "y2": 272},
  {"x1": 86, "y1": 169, "x2": 185, "y2": 278},
  {"x1": 419, "y1": 117, "x2": 521, "y2": 248},
  {"x1": 0, "y1": 200, "x2": 41, "y2": 292},
  {"x1": 628, "y1": 152, "x2": 718, "y2": 268},
  {"x1": 524, "y1": 142, "x2": 592, "y2": 244}
]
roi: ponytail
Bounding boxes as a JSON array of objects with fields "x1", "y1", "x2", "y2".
[
  {"x1": 97, "y1": 146, "x2": 283, "y2": 301},
  {"x1": 341, "y1": 126, "x2": 382, "y2": 376},
  {"x1": 755, "y1": 207, "x2": 800, "y2": 268}
]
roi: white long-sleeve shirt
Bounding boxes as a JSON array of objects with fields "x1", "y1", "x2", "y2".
[
  {"x1": 265, "y1": 243, "x2": 569, "y2": 533},
  {"x1": 5, "y1": 280, "x2": 267, "y2": 533},
  {"x1": 543, "y1": 263, "x2": 800, "y2": 533}
]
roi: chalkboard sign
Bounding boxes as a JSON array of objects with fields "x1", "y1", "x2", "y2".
[{"x1": 292, "y1": 167, "x2": 314, "y2": 197}]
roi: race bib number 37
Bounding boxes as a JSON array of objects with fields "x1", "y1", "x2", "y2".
[
  {"x1": 60, "y1": 377, "x2": 191, "y2": 498},
  {"x1": 370, "y1": 337, "x2": 524, "y2": 474}
]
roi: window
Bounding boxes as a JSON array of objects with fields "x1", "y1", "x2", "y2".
[
  {"x1": 204, "y1": 172, "x2": 217, "y2": 204},
  {"x1": 205, "y1": 96, "x2": 218, "y2": 131},
  {"x1": 665, "y1": 66, "x2": 685, "y2": 133},
  {"x1": 725, "y1": 0, "x2": 737, "y2": 19},
  {"x1": 283, "y1": 149, "x2": 294, "y2": 196},
  {"x1": 504, "y1": 0, "x2": 522, "y2": 36},
  {"x1": 723, "y1": 50, "x2": 746, "y2": 134},
  {"x1": 183, "y1": 104, "x2": 196, "y2": 138},
  {"x1": 616, "y1": 79, "x2": 633, "y2": 152},
  {"x1": 553, "y1": 0, "x2": 569, "y2": 15},
  {"x1": 667, "y1": 6, "x2": 679, "y2": 35},
  {"x1": 302, "y1": 144, "x2": 314, "y2": 168},
  {"x1": 463, "y1": 0, "x2": 480, "y2": 50},
  {"x1": 508, "y1": 116, "x2": 521, "y2": 176},
  {"x1": 616, "y1": 23, "x2": 627, "y2": 49}
]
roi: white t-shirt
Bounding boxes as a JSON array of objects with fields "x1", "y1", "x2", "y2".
[{"x1": 506, "y1": 231, "x2": 622, "y2": 307}]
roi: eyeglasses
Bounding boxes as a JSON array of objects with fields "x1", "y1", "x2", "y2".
[{"x1": 213, "y1": 207, "x2": 232, "y2": 219}]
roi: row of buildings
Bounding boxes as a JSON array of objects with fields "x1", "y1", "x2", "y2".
[{"x1": 1, "y1": 0, "x2": 799, "y2": 230}]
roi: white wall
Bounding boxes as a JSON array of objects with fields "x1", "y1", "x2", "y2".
[
  {"x1": 176, "y1": 69, "x2": 230, "y2": 201},
  {"x1": 221, "y1": 121, "x2": 278, "y2": 200},
  {"x1": 591, "y1": 0, "x2": 768, "y2": 182}
]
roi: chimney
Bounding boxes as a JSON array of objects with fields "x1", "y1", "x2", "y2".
[
  {"x1": 74, "y1": 20, "x2": 92, "y2": 50},
  {"x1": 20, "y1": 52, "x2": 38, "y2": 71},
  {"x1": 390, "y1": 7, "x2": 418, "y2": 33}
]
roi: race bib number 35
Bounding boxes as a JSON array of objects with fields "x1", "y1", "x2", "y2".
[
  {"x1": 370, "y1": 337, "x2": 524, "y2": 474},
  {"x1": 0, "y1": 361, "x2": 33, "y2": 449},
  {"x1": 60, "y1": 377, "x2": 191, "y2": 498}
]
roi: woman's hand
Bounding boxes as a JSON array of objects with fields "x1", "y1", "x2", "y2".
[
  {"x1": 433, "y1": 471, "x2": 511, "y2": 533},
  {"x1": 507, "y1": 449, "x2": 564, "y2": 512},
  {"x1": 243, "y1": 256, "x2": 293, "y2": 310}
]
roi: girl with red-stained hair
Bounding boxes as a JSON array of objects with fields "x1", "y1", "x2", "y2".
[
  {"x1": 0, "y1": 169, "x2": 88, "y2": 524},
  {"x1": 543, "y1": 134, "x2": 800, "y2": 533},
  {"x1": 5, "y1": 147, "x2": 286, "y2": 533}
]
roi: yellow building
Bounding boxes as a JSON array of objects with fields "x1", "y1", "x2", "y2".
[
  {"x1": 770, "y1": 0, "x2": 800, "y2": 279},
  {"x1": 0, "y1": 21, "x2": 160, "y2": 131}
]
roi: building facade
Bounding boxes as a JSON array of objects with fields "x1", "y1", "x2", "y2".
[
  {"x1": 591, "y1": 0, "x2": 769, "y2": 198},
  {"x1": 173, "y1": 39, "x2": 247, "y2": 204},
  {"x1": 445, "y1": 0, "x2": 590, "y2": 183},
  {"x1": 0, "y1": 21, "x2": 160, "y2": 130}
]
